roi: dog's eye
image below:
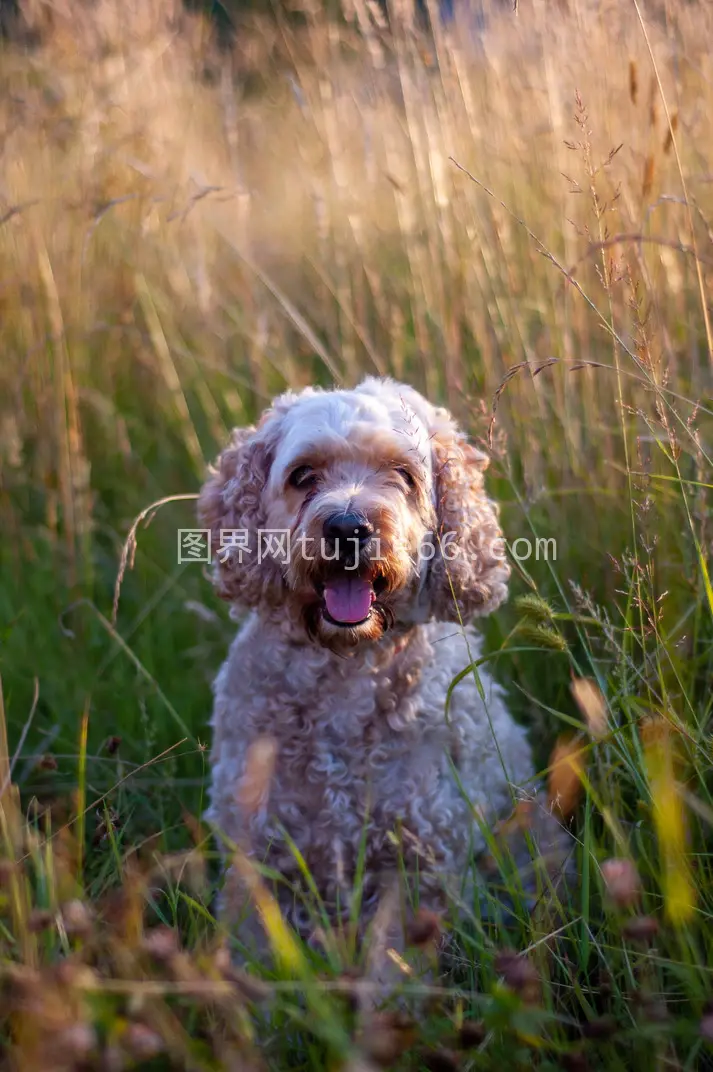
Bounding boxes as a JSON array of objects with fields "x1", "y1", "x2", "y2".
[
  {"x1": 288, "y1": 465, "x2": 317, "y2": 490},
  {"x1": 395, "y1": 467, "x2": 416, "y2": 490}
]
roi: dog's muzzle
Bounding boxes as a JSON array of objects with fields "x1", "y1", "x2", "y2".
[{"x1": 316, "y1": 512, "x2": 383, "y2": 626}]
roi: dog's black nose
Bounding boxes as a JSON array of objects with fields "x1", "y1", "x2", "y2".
[{"x1": 323, "y1": 513, "x2": 374, "y2": 547}]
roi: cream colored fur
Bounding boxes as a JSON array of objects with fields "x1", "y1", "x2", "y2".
[{"x1": 198, "y1": 378, "x2": 563, "y2": 952}]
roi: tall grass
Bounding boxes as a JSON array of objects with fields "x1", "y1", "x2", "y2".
[{"x1": 1, "y1": 0, "x2": 713, "y2": 1067}]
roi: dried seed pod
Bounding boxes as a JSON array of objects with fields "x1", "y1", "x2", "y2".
[
  {"x1": 421, "y1": 1048, "x2": 459, "y2": 1072},
  {"x1": 27, "y1": 908, "x2": 54, "y2": 933},
  {"x1": 580, "y1": 1015, "x2": 617, "y2": 1040},
  {"x1": 0, "y1": 858, "x2": 16, "y2": 884},
  {"x1": 622, "y1": 915, "x2": 659, "y2": 943},
  {"x1": 663, "y1": 113, "x2": 678, "y2": 154},
  {"x1": 700, "y1": 1013, "x2": 713, "y2": 1042},
  {"x1": 458, "y1": 1020, "x2": 486, "y2": 1048},
  {"x1": 361, "y1": 1012, "x2": 416, "y2": 1066},
  {"x1": 405, "y1": 908, "x2": 441, "y2": 948},
  {"x1": 562, "y1": 1053, "x2": 589, "y2": 1072},
  {"x1": 493, "y1": 950, "x2": 541, "y2": 1005},
  {"x1": 637, "y1": 995, "x2": 669, "y2": 1023}
]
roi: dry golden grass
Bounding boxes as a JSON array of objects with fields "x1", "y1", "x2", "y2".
[
  {"x1": 2, "y1": 0, "x2": 713, "y2": 1068},
  {"x1": 2, "y1": 0, "x2": 712, "y2": 526}
]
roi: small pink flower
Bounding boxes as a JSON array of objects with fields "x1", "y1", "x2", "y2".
[{"x1": 601, "y1": 858, "x2": 641, "y2": 909}]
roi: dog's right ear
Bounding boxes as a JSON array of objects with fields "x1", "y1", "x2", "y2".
[
  {"x1": 199, "y1": 387, "x2": 320, "y2": 610},
  {"x1": 198, "y1": 422, "x2": 283, "y2": 610}
]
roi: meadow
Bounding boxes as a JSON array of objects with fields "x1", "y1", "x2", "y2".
[{"x1": 1, "y1": 0, "x2": 713, "y2": 1067}]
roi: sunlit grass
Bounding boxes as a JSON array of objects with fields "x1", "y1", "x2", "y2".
[{"x1": 1, "y1": 0, "x2": 713, "y2": 1066}]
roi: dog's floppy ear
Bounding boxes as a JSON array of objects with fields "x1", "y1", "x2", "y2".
[
  {"x1": 425, "y1": 417, "x2": 510, "y2": 623},
  {"x1": 198, "y1": 414, "x2": 284, "y2": 610}
]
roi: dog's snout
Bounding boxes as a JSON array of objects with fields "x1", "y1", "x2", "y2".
[{"x1": 323, "y1": 513, "x2": 374, "y2": 547}]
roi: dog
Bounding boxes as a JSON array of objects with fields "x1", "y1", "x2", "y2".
[{"x1": 198, "y1": 377, "x2": 569, "y2": 964}]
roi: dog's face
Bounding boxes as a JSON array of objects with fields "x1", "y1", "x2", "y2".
[
  {"x1": 261, "y1": 385, "x2": 439, "y2": 646},
  {"x1": 199, "y1": 378, "x2": 509, "y2": 651}
]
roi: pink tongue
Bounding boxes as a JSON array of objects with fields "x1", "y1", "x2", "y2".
[{"x1": 324, "y1": 578, "x2": 375, "y2": 624}]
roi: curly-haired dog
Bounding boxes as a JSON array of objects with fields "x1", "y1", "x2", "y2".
[{"x1": 199, "y1": 377, "x2": 569, "y2": 960}]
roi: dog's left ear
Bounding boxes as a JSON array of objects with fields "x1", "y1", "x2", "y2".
[{"x1": 425, "y1": 419, "x2": 510, "y2": 623}]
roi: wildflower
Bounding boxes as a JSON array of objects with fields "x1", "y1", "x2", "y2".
[
  {"x1": 60, "y1": 899, "x2": 94, "y2": 938},
  {"x1": 700, "y1": 1010, "x2": 713, "y2": 1042},
  {"x1": 123, "y1": 1023, "x2": 164, "y2": 1061},
  {"x1": 142, "y1": 925, "x2": 180, "y2": 962},
  {"x1": 600, "y1": 858, "x2": 641, "y2": 909},
  {"x1": 55, "y1": 1023, "x2": 97, "y2": 1062}
]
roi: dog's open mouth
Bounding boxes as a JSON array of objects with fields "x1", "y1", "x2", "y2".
[{"x1": 316, "y1": 573, "x2": 387, "y2": 627}]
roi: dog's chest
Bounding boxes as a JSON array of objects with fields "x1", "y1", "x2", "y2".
[
  {"x1": 229, "y1": 631, "x2": 453, "y2": 847},
  {"x1": 266, "y1": 667, "x2": 443, "y2": 807}
]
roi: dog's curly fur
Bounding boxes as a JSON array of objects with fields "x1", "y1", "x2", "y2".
[{"x1": 199, "y1": 377, "x2": 563, "y2": 948}]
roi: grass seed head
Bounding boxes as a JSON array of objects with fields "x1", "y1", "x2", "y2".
[
  {"x1": 237, "y1": 735, "x2": 278, "y2": 815},
  {"x1": 517, "y1": 623, "x2": 569, "y2": 652},
  {"x1": 548, "y1": 736, "x2": 585, "y2": 818},
  {"x1": 571, "y1": 677, "x2": 608, "y2": 740},
  {"x1": 514, "y1": 593, "x2": 555, "y2": 624}
]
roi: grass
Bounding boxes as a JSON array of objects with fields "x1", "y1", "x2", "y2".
[{"x1": 1, "y1": 0, "x2": 713, "y2": 1066}]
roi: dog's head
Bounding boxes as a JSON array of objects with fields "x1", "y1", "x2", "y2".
[{"x1": 199, "y1": 378, "x2": 509, "y2": 651}]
